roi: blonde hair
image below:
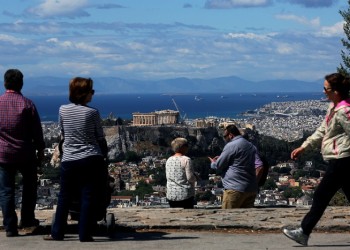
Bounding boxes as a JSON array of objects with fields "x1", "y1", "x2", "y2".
[{"x1": 171, "y1": 137, "x2": 188, "y2": 153}]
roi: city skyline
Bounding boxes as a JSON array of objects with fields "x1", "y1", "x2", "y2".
[{"x1": 0, "y1": 0, "x2": 347, "y2": 83}]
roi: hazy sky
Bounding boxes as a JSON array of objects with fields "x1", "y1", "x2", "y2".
[{"x1": 0, "y1": 0, "x2": 347, "y2": 81}]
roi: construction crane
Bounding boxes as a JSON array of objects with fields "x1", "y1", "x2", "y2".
[{"x1": 172, "y1": 98, "x2": 186, "y2": 123}]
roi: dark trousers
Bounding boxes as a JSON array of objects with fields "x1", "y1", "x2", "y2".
[
  {"x1": 51, "y1": 155, "x2": 105, "y2": 241},
  {"x1": 0, "y1": 163, "x2": 37, "y2": 233},
  {"x1": 168, "y1": 196, "x2": 194, "y2": 209},
  {"x1": 301, "y1": 156, "x2": 350, "y2": 235}
]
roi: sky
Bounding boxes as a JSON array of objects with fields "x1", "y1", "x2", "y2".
[{"x1": 0, "y1": 0, "x2": 347, "y2": 82}]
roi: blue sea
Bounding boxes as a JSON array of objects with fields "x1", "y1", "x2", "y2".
[{"x1": 30, "y1": 92, "x2": 325, "y2": 122}]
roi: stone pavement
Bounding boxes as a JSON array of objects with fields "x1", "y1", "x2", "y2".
[
  {"x1": 1, "y1": 206, "x2": 350, "y2": 249},
  {"x1": 1, "y1": 230, "x2": 350, "y2": 249}
]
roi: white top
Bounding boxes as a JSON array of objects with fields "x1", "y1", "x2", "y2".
[{"x1": 166, "y1": 155, "x2": 196, "y2": 201}]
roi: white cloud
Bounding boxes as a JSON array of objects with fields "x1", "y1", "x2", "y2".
[
  {"x1": 0, "y1": 34, "x2": 27, "y2": 45},
  {"x1": 275, "y1": 14, "x2": 320, "y2": 27},
  {"x1": 60, "y1": 61, "x2": 96, "y2": 75},
  {"x1": 205, "y1": 0, "x2": 272, "y2": 8},
  {"x1": 286, "y1": 0, "x2": 336, "y2": 8},
  {"x1": 27, "y1": 0, "x2": 89, "y2": 18},
  {"x1": 46, "y1": 38, "x2": 59, "y2": 43},
  {"x1": 315, "y1": 21, "x2": 344, "y2": 37},
  {"x1": 176, "y1": 48, "x2": 192, "y2": 54},
  {"x1": 224, "y1": 32, "x2": 271, "y2": 42},
  {"x1": 114, "y1": 63, "x2": 148, "y2": 72},
  {"x1": 46, "y1": 38, "x2": 105, "y2": 54},
  {"x1": 128, "y1": 42, "x2": 145, "y2": 51},
  {"x1": 214, "y1": 41, "x2": 247, "y2": 52},
  {"x1": 276, "y1": 43, "x2": 294, "y2": 54}
]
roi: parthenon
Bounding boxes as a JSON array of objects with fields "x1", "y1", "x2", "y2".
[{"x1": 132, "y1": 109, "x2": 179, "y2": 126}]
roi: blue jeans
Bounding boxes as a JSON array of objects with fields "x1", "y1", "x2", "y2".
[
  {"x1": 301, "y1": 156, "x2": 350, "y2": 235},
  {"x1": 51, "y1": 155, "x2": 105, "y2": 241},
  {"x1": 0, "y1": 163, "x2": 37, "y2": 233}
]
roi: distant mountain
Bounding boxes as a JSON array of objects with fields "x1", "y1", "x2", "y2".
[{"x1": 23, "y1": 75, "x2": 322, "y2": 95}]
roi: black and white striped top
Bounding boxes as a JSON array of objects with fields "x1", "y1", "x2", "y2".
[{"x1": 59, "y1": 103, "x2": 105, "y2": 162}]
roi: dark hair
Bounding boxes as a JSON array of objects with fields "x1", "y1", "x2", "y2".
[
  {"x1": 4, "y1": 69, "x2": 23, "y2": 92},
  {"x1": 69, "y1": 77, "x2": 93, "y2": 104},
  {"x1": 225, "y1": 124, "x2": 241, "y2": 136},
  {"x1": 325, "y1": 73, "x2": 350, "y2": 99}
]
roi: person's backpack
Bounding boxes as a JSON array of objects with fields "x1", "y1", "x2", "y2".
[{"x1": 258, "y1": 154, "x2": 270, "y2": 187}]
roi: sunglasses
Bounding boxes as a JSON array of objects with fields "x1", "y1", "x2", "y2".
[
  {"x1": 90, "y1": 89, "x2": 95, "y2": 95},
  {"x1": 323, "y1": 87, "x2": 332, "y2": 92}
]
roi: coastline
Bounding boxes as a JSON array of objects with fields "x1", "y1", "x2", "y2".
[{"x1": 34, "y1": 92, "x2": 325, "y2": 122}]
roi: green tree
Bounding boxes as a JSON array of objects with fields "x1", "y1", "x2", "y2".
[
  {"x1": 125, "y1": 151, "x2": 141, "y2": 163},
  {"x1": 100, "y1": 118, "x2": 115, "y2": 126},
  {"x1": 148, "y1": 166, "x2": 166, "y2": 186},
  {"x1": 192, "y1": 157, "x2": 210, "y2": 180},
  {"x1": 338, "y1": 0, "x2": 350, "y2": 76},
  {"x1": 282, "y1": 187, "x2": 304, "y2": 200},
  {"x1": 40, "y1": 154, "x2": 60, "y2": 181},
  {"x1": 329, "y1": 190, "x2": 350, "y2": 206},
  {"x1": 292, "y1": 169, "x2": 307, "y2": 180},
  {"x1": 41, "y1": 166, "x2": 60, "y2": 181},
  {"x1": 261, "y1": 178, "x2": 277, "y2": 190},
  {"x1": 134, "y1": 180, "x2": 154, "y2": 199},
  {"x1": 115, "y1": 117, "x2": 124, "y2": 126},
  {"x1": 196, "y1": 190, "x2": 215, "y2": 202},
  {"x1": 279, "y1": 167, "x2": 291, "y2": 175},
  {"x1": 116, "y1": 189, "x2": 134, "y2": 196}
]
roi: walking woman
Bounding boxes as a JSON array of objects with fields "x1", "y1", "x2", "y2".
[
  {"x1": 44, "y1": 77, "x2": 107, "y2": 242},
  {"x1": 283, "y1": 73, "x2": 350, "y2": 246}
]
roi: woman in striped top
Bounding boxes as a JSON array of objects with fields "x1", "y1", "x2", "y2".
[{"x1": 45, "y1": 77, "x2": 107, "y2": 242}]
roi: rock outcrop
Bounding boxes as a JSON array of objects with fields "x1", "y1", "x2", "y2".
[{"x1": 104, "y1": 126, "x2": 224, "y2": 160}]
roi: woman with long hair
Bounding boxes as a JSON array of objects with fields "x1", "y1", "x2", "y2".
[{"x1": 283, "y1": 73, "x2": 350, "y2": 246}]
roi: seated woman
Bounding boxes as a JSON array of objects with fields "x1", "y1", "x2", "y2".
[{"x1": 166, "y1": 138, "x2": 198, "y2": 209}]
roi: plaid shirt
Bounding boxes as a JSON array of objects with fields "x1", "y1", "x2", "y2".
[{"x1": 0, "y1": 90, "x2": 45, "y2": 164}]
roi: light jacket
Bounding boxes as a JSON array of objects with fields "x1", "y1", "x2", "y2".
[{"x1": 301, "y1": 98, "x2": 350, "y2": 160}]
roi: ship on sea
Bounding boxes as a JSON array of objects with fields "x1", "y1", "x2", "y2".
[
  {"x1": 194, "y1": 95, "x2": 203, "y2": 101},
  {"x1": 276, "y1": 95, "x2": 290, "y2": 98}
]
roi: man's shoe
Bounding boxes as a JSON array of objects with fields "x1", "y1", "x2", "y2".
[
  {"x1": 6, "y1": 231, "x2": 19, "y2": 237},
  {"x1": 19, "y1": 218, "x2": 40, "y2": 229},
  {"x1": 282, "y1": 227, "x2": 309, "y2": 246},
  {"x1": 20, "y1": 219, "x2": 42, "y2": 235},
  {"x1": 43, "y1": 235, "x2": 63, "y2": 241},
  {"x1": 80, "y1": 236, "x2": 94, "y2": 242}
]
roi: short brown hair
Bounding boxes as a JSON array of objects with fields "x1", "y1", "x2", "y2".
[
  {"x1": 171, "y1": 137, "x2": 188, "y2": 153},
  {"x1": 69, "y1": 77, "x2": 93, "y2": 104},
  {"x1": 4, "y1": 69, "x2": 23, "y2": 92}
]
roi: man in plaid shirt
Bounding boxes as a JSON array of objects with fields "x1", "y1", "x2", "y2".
[{"x1": 0, "y1": 69, "x2": 45, "y2": 237}]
